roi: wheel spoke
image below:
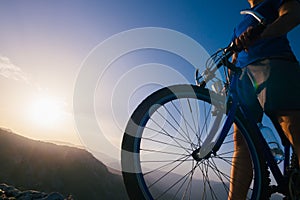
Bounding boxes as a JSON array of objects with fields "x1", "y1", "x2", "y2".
[
  {"x1": 148, "y1": 156, "x2": 191, "y2": 189},
  {"x1": 142, "y1": 136, "x2": 193, "y2": 151},
  {"x1": 143, "y1": 154, "x2": 190, "y2": 176},
  {"x1": 144, "y1": 126, "x2": 193, "y2": 146},
  {"x1": 154, "y1": 162, "x2": 198, "y2": 199},
  {"x1": 148, "y1": 116, "x2": 194, "y2": 155}
]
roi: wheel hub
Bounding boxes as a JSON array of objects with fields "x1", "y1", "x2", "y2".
[
  {"x1": 192, "y1": 147, "x2": 202, "y2": 161},
  {"x1": 192, "y1": 146, "x2": 216, "y2": 162},
  {"x1": 192, "y1": 147, "x2": 213, "y2": 161}
]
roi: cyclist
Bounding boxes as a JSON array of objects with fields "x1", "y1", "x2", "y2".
[{"x1": 228, "y1": 0, "x2": 300, "y2": 199}]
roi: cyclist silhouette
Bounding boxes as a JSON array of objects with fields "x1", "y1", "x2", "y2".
[{"x1": 229, "y1": 0, "x2": 300, "y2": 199}]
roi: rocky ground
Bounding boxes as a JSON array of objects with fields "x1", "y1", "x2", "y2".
[{"x1": 0, "y1": 183, "x2": 73, "y2": 200}]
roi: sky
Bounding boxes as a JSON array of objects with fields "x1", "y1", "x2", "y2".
[{"x1": 0, "y1": 0, "x2": 300, "y2": 166}]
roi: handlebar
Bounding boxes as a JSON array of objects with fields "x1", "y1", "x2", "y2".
[
  {"x1": 195, "y1": 10, "x2": 267, "y2": 87},
  {"x1": 226, "y1": 9, "x2": 266, "y2": 53}
]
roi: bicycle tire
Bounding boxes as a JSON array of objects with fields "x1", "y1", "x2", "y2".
[{"x1": 121, "y1": 84, "x2": 269, "y2": 200}]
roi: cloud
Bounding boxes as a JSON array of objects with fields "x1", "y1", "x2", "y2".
[{"x1": 0, "y1": 56, "x2": 29, "y2": 82}]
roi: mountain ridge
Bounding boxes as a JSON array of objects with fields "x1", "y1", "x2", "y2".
[{"x1": 0, "y1": 128, "x2": 129, "y2": 200}]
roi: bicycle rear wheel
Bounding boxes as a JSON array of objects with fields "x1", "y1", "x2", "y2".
[{"x1": 121, "y1": 84, "x2": 268, "y2": 200}]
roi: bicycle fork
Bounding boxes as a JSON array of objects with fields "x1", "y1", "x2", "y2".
[{"x1": 192, "y1": 73, "x2": 240, "y2": 160}]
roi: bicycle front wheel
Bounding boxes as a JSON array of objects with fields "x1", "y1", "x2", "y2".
[{"x1": 121, "y1": 84, "x2": 267, "y2": 200}]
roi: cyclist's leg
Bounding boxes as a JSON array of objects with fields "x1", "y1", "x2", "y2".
[
  {"x1": 273, "y1": 111, "x2": 300, "y2": 198},
  {"x1": 228, "y1": 125, "x2": 253, "y2": 200},
  {"x1": 276, "y1": 111, "x2": 300, "y2": 167},
  {"x1": 259, "y1": 58, "x2": 300, "y2": 198},
  {"x1": 263, "y1": 59, "x2": 300, "y2": 166}
]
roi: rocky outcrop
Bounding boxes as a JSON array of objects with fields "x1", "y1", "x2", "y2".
[{"x1": 0, "y1": 183, "x2": 70, "y2": 200}]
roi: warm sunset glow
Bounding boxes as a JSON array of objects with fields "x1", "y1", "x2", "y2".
[{"x1": 29, "y1": 96, "x2": 66, "y2": 127}]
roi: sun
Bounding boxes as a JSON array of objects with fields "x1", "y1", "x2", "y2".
[{"x1": 29, "y1": 96, "x2": 66, "y2": 127}]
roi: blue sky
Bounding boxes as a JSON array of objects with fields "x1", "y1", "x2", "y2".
[{"x1": 0, "y1": 0, "x2": 299, "y2": 164}]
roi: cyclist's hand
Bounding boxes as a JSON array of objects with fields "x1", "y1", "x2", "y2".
[{"x1": 235, "y1": 26, "x2": 261, "y2": 51}]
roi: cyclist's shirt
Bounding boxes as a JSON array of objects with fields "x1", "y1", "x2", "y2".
[{"x1": 232, "y1": 0, "x2": 295, "y2": 68}]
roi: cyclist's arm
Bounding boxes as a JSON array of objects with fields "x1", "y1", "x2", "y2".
[
  {"x1": 260, "y1": 0, "x2": 300, "y2": 39},
  {"x1": 235, "y1": 0, "x2": 300, "y2": 50}
]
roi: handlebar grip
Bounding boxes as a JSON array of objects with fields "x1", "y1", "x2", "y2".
[
  {"x1": 229, "y1": 9, "x2": 267, "y2": 52},
  {"x1": 229, "y1": 23, "x2": 266, "y2": 53}
]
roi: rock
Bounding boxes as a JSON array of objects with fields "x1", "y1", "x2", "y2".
[
  {"x1": 16, "y1": 190, "x2": 47, "y2": 200},
  {"x1": 0, "y1": 183, "x2": 68, "y2": 200},
  {"x1": 0, "y1": 184, "x2": 20, "y2": 197},
  {"x1": 40, "y1": 192, "x2": 65, "y2": 200}
]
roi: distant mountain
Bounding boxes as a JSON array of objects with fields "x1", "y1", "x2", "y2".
[
  {"x1": 44, "y1": 140, "x2": 85, "y2": 149},
  {"x1": 0, "y1": 128, "x2": 129, "y2": 200}
]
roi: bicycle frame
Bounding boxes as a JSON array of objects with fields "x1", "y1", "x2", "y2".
[{"x1": 209, "y1": 65, "x2": 291, "y2": 193}]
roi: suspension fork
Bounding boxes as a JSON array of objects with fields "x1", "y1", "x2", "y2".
[{"x1": 211, "y1": 73, "x2": 240, "y2": 154}]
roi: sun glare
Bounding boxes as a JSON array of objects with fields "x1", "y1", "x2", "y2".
[{"x1": 29, "y1": 96, "x2": 66, "y2": 127}]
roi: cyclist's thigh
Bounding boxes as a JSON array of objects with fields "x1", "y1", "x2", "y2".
[
  {"x1": 247, "y1": 58, "x2": 300, "y2": 112},
  {"x1": 265, "y1": 59, "x2": 300, "y2": 112},
  {"x1": 238, "y1": 69, "x2": 263, "y2": 122},
  {"x1": 247, "y1": 60, "x2": 271, "y2": 108}
]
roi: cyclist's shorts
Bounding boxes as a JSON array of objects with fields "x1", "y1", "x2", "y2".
[{"x1": 238, "y1": 57, "x2": 300, "y2": 116}]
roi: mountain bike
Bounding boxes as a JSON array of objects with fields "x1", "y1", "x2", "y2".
[{"x1": 121, "y1": 10, "x2": 300, "y2": 200}]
